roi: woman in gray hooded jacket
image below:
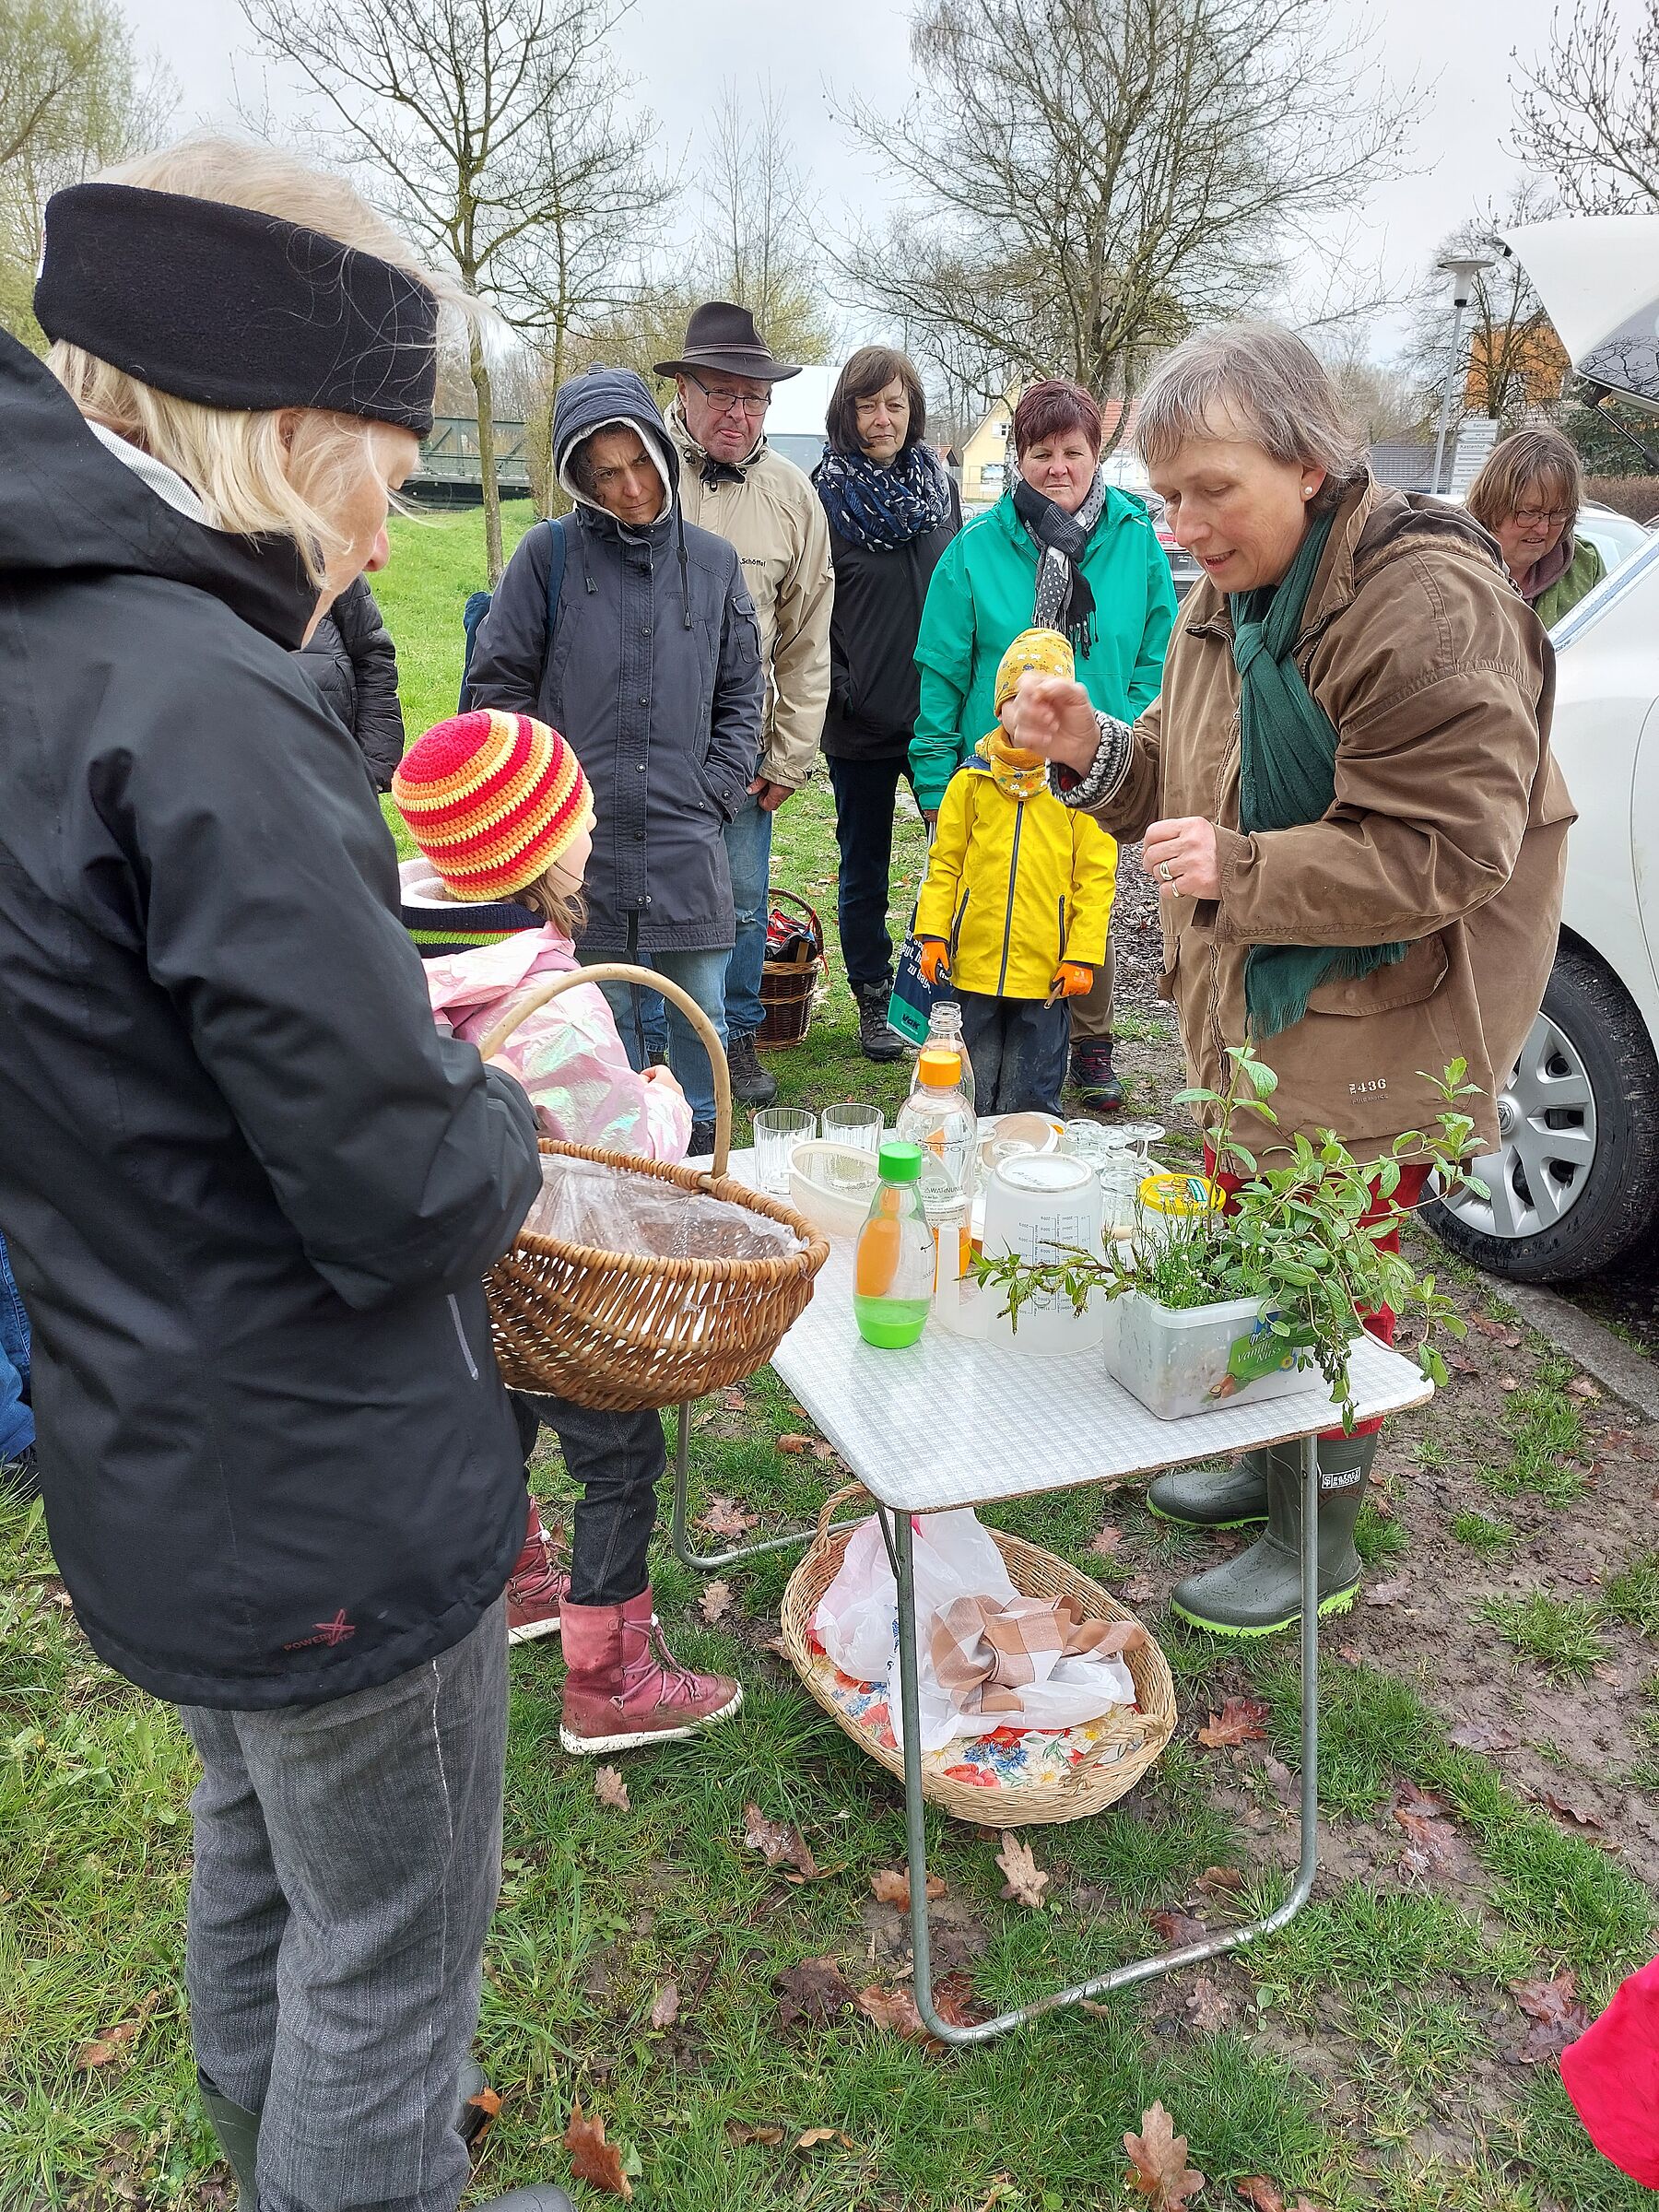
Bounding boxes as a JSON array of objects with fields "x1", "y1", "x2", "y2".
[{"x1": 465, "y1": 367, "x2": 764, "y2": 1147}]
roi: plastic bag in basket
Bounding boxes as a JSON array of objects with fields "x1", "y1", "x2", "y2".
[
  {"x1": 814, "y1": 1508, "x2": 1140, "y2": 1753},
  {"x1": 524, "y1": 1154, "x2": 806, "y2": 1262}
]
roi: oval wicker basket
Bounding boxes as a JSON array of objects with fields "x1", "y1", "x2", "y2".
[
  {"x1": 781, "y1": 1484, "x2": 1177, "y2": 1827},
  {"x1": 759, "y1": 889, "x2": 829, "y2": 1052},
  {"x1": 480, "y1": 964, "x2": 829, "y2": 1411}
]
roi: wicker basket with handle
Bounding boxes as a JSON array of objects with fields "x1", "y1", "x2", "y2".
[
  {"x1": 781, "y1": 1483, "x2": 1177, "y2": 1827},
  {"x1": 758, "y1": 888, "x2": 828, "y2": 1051},
  {"x1": 480, "y1": 964, "x2": 829, "y2": 1410}
]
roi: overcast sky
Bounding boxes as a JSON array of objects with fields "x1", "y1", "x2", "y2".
[{"x1": 122, "y1": 0, "x2": 1622, "y2": 360}]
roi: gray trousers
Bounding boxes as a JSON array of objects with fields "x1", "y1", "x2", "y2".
[{"x1": 177, "y1": 1601, "x2": 508, "y2": 2212}]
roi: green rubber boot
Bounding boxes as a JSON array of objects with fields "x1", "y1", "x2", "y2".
[
  {"x1": 1169, "y1": 1432, "x2": 1377, "y2": 1637},
  {"x1": 1145, "y1": 1447, "x2": 1281, "y2": 1529},
  {"x1": 198, "y1": 2073, "x2": 260, "y2": 2211}
]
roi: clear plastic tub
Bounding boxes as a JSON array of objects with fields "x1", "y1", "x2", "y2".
[{"x1": 1101, "y1": 1289, "x2": 1335, "y2": 1422}]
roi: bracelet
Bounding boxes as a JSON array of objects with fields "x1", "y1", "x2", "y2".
[{"x1": 1053, "y1": 711, "x2": 1133, "y2": 810}]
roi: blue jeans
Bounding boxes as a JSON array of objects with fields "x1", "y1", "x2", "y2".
[
  {"x1": 582, "y1": 937, "x2": 729, "y2": 1128},
  {"x1": 827, "y1": 753, "x2": 913, "y2": 994},
  {"x1": 721, "y1": 791, "x2": 773, "y2": 1039},
  {"x1": 958, "y1": 991, "x2": 1072, "y2": 1119},
  {"x1": 0, "y1": 1231, "x2": 33, "y2": 1463}
]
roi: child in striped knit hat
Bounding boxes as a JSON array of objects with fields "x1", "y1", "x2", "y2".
[{"x1": 393, "y1": 711, "x2": 743, "y2": 1751}]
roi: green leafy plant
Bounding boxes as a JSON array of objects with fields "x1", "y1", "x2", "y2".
[{"x1": 972, "y1": 1043, "x2": 1486, "y2": 1427}]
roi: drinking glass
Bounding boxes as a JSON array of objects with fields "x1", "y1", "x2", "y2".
[
  {"x1": 753, "y1": 1106, "x2": 817, "y2": 1194},
  {"x1": 821, "y1": 1102, "x2": 884, "y2": 1152}
]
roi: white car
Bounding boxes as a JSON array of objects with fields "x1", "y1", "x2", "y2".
[{"x1": 1427, "y1": 214, "x2": 1659, "y2": 1277}]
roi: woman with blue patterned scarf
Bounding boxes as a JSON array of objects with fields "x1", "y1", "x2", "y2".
[{"x1": 813, "y1": 347, "x2": 961, "y2": 1060}]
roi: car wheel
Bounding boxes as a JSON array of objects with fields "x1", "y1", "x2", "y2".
[{"x1": 1425, "y1": 939, "x2": 1659, "y2": 1282}]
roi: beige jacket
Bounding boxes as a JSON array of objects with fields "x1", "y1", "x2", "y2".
[
  {"x1": 1083, "y1": 478, "x2": 1575, "y2": 1160},
  {"x1": 666, "y1": 401, "x2": 833, "y2": 789}
]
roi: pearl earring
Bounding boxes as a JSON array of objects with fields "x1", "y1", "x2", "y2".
[{"x1": 1302, "y1": 485, "x2": 1313, "y2": 499}]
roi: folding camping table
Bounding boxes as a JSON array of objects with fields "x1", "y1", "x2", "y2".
[{"x1": 666, "y1": 1148, "x2": 1433, "y2": 2045}]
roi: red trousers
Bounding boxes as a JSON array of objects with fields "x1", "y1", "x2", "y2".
[{"x1": 1204, "y1": 1153, "x2": 1430, "y2": 1441}]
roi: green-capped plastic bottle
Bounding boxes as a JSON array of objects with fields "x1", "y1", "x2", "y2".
[{"x1": 853, "y1": 1140, "x2": 936, "y2": 1348}]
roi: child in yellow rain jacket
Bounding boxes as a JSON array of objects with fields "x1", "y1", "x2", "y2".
[{"x1": 913, "y1": 629, "x2": 1116, "y2": 1116}]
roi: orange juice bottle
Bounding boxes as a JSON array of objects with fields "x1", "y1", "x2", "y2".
[{"x1": 853, "y1": 1141, "x2": 935, "y2": 1348}]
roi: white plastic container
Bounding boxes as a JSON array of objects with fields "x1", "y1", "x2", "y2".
[
  {"x1": 1102, "y1": 1289, "x2": 1335, "y2": 1422},
  {"x1": 788, "y1": 1139, "x2": 880, "y2": 1240},
  {"x1": 979, "y1": 1153, "x2": 1105, "y2": 1356}
]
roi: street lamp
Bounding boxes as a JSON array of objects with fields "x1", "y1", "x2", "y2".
[{"x1": 1430, "y1": 254, "x2": 1496, "y2": 497}]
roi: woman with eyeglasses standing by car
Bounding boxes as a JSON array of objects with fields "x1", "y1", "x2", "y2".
[
  {"x1": 1465, "y1": 427, "x2": 1605, "y2": 626},
  {"x1": 813, "y1": 347, "x2": 961, "y2": 1059}
]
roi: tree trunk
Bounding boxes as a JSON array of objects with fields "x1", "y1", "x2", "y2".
[{"x1": 470, "y1": 323, "x2": 504, "y2": 587}]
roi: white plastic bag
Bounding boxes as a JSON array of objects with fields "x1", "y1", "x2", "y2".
[
  {"x1": 524, "y1": 1154, "x2": 806, "y2": 1260},
  {"x1": 814, "y1": 1508, "x2": 1137, "y2": 1753}
]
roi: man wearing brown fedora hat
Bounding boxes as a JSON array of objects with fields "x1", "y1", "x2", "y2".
[{"x1": 655, "y1": 301, "x2": 834, "y2": 1112}]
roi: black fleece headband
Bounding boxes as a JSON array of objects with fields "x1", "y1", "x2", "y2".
[{"x1": 34, "y1": 183, "x2": 439, "y2": 435}]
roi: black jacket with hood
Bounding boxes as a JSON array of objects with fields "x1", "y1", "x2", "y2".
[
  {"x1": 291, "y1": 573, "x2": 406, "y2": 790},
  {"x1": 465, "y1": 367, "x2": 763, "y2": 955},
  {"x1": 0, "y1": 335, "x2": 542, "y2": 1710}
]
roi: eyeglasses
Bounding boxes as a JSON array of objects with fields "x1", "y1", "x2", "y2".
[
  {"x1": 686, "y1": 371, "x2": 771, "y2": 418},
  {"x1": 1513, "y1": 505, "x2": 1571, "y2": 528}
]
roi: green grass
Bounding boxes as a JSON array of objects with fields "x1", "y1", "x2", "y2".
[
  {"x1": 1479, "y1": 1592, "x2": 1608, "y2": 1682},
  {"x1": 1452, "y1": 1509, "x2": 1514, "y2": 1554},
  {"x1": 1477, "y1": 1361, "x2": 1590, "y2": 1507},
  {"x1": 6, "y1": 500, "x2": 1656, "y2": 2211},
  {"x1": 1605, "y1": 1551, "x2": 1659, "y2": 1637}
]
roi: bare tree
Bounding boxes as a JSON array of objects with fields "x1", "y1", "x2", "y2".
[
  {"x1": 695, "y1": 80, "x2": 835, "y2": 365},
  {"x1": 0, "y1": 0, "x2": 173, "y2": 346},
  {"x1": 1315, "y1": 326, "x2": 1430, "y2": 445},
  {"x1": 241, "y1": 0, "x2": 672, "y2": 581},
  {"x1": 1404, "y1": 187, "x2": 1568, "y2": 433},
  {"x1": 833, "y1": 0, "x2": 1420, "y2": 422},
  {"x1": 1513, "y1": 0, "x2": 1659, "y2": 214}
]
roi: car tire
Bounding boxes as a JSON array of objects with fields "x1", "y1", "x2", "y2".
[{"x1": 1425, "y1": 938, "x2": 1659, "y2": 1282}]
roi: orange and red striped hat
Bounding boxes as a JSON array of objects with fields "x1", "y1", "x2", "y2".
[{"x1": 393, "y1": 711, "x2": 591, "y2": 901}]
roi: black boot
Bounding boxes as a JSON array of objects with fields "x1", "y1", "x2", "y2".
[
  {"x1": 726, "y1": 1029, "x2": 778, "y2": 1108},
  {"x1": 854, "y1": 982, "x2": 907, "y2": 1063},
  {"x1": 198, "y1": 2073, "x2": 260, "y2": 2211},
  {"x1": 1146, "y1": 1448, "x2": 1277, "y2": 1528},
  {"x1": 1169, "y1": 1432, "x2": 1378, "y2": 1637},
  {"x1": 1069, "y1": 1038, "x2": 1123, "y2": 1112},
  {"x1": 688, "y1": 1119, "x2": 717, "y2": 1159}
]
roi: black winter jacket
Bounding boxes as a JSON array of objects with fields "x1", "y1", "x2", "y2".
[
  {"x1": 465, "y1": 367, "x2": 763, "y2": 955},
  {"x1": 815, "y1": 472, "x2": 961, "y2": 762},
  {"x1": 0, "y1": 335, "x2": 542, "y2": 1710},
  {"x1": 291, "y1": 574, "x2": 406, "y2": 789}
]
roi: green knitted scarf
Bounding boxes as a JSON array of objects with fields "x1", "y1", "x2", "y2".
[{"x1": 1229, "y1": 509, "x2": 1407, "y2": 1040}]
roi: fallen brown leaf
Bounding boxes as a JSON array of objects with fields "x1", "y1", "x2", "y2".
[
  {"x1": 594, "y1": 1765, "x2": 630, "y2": 1812},
  {"x1": 742, "y1": 1803, "x2": 819, "y2": 1880},
  {"x1": 1236, "y1": 2181, "x2": 1324, "y2": 2212},
  {"x1": 1469, "y1": 1316, "x2": 1524, "y2": 1348},
  {"x1": 1364, "y1": 1577, "x2": 1410, "y2": 1607},
  {"x1": 720, "y1": 1387, "x2": 747, "y2": 1411},
  {"x1": 1448, "y1": 1719, "x2": 1519, "y2": 1754},
  {"x1": 1567, "y1": 1376, "x2": 1603, "y2": 1402},
  {"x1": 698, "y1": 1580, "x2": 734, "y2": 1624},
  {"x1": 995, "y1": 1831, "x2": 1050, "y2": 1908},
  {"x1": 464, "y1": 2084, "x2": 502, "y2": 2142},
  {"x1": 774, "y1": 1957, "x2": 855, "y2": 2027},
  {"x1": 1335, "y1": 1642, "x2": 1363, "y2": 1665},
  {"x1": 1088, "y1": 1525, "x2": 1125, "y2": 1559},
  {"x1": 1512, "y1": 1968, "x2": 1594, "y2": 2063},
  {"x1": 1261, "y1": 1753, "x2": 1299, "y2": 1805},
  {"x1": 1197, "y1": 1696, "x2": 1271, "y2": 1747},
  {"x1": 1148, "y1": 1907, "x2": 1209, "y2": 1948},
  {"x1": 854, "y1": 1983, "x2": 933, "y2": 2040},
  {"x1": 564, "y1": 2104, "x2": 633, "y2": 2200},
  {"x1": 1499, "y1": 1375, "x2": 1523, "y2": 1393},
  {"x1": 1445, "y1": 1348, "x2": 1481, "y2": 1377},
  {"x1": 698, "y1": 1494, "x2": 759, "y2": 1539},
  {"x1": 1120, "y1": 1574, "x2": 1157, "y2": 1604},
  {"x1": 1185, "y1": 1971, "x2": 1233, "y2": 2033},
  {"x1": 934, "y1": 1971, "x2": 990, "y2": 2029},
  {"x1": 74, "y1": 1992, "x2": 160, "y2": 2071},
  {"x1": 1195, "y1": 1865, "x2": 1247, "y2": 1898},
  {"x1": 725, "y1": 2121, "x2": 785, "y2": 2146},
  {"x1": 649, "y1": 1981, "x2": 680, "y2": 2031},
  {"x1": 795, "y1": 2126, "x2": 838, "y2": 2148},
  {"x1": 1124, "y1": 2100, "x2": 1205, "y2": 2207},
  {"x1": 1541, "y1": 1787, "x2": 1604, "y2": 1830},
  {"x1": 869, "y1": 1867, "x2": 946, "y2": 1910}
]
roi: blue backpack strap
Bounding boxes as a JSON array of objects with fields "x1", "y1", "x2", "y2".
[
  {"x1": 457, "y1": 513, "x2": 570, "y2": 714},
  {"x1": 544, "y1": 512, "x2": 568, "y2": 643}
]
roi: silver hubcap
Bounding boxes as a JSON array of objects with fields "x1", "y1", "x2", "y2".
[{"x1": 1440, "y1": 1011, "x2": 1597, "y2": 1241}]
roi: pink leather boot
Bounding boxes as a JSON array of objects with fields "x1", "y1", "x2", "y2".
[{"x1": 559, "y1": 1588, "x2": 742, "y2": 1755}]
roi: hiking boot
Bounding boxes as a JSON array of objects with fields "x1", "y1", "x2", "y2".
[
  {"x1": 477, "y1": 2193, "x2": 576, "y2": 2210},
  {"x1": 854, "y1": 982, "x2": 907, "y2": 1063},
  {"x1": 506, "y1": 1498, "x2": 568, "y2": 1646},
  {"x1": 198, "y1": 2073, "x2": 259, "y2": 2211},
  {"x1": 1070, "y1": 1038, "x2": 1123, "y2": 1112},
  {"x1": 726, "y1": 1029, "x2": 778, "y2": 1108},
  {"x1": 559, "y1": 1588, "x2": 743, "y2": 1755},
  {"x1": 1170, "y1": 1432, "x2": 1378, "y2": 1637},
  {"x1": 1146, "y1": 1449, "x2": 1277, "y2": 1529}
]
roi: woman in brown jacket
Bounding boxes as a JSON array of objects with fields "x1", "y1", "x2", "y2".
[{"x1": 1006, "y1": 322, "x2": 1573, "y2": 1636}]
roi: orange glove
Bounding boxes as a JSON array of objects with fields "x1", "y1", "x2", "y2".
[
  {"x1": 918, "y1": 938, "x2": 950, "y2": 987},
  {"x1": 1051, "y1": 961, "x2": 1093, "y2": 1000}
]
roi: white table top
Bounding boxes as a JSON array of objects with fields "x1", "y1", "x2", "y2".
[{"x1": 716, "y1": 1147, "x2": 1433, "y2": 1514}]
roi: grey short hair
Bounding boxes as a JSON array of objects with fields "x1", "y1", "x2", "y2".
[{"x1": 1135, "y1": 323, "x2": 1367, "y2": 512}]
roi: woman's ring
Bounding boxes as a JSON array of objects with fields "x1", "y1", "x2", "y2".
[{"x1": 1158, "y1": 858, "x2": 1174, "y2": 883}]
